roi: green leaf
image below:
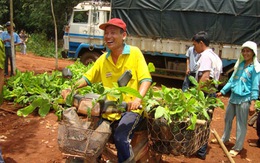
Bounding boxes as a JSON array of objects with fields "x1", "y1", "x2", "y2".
[
  {"x1": 17, "y1": 97, "x2": 39, "y2": 117},
  {"x1": 155, "y1": 106, "x2": 166, "y2": 119},
  {"x1": 38, "y1": 99, "x2": 51, "y2": 117},
  {"x1": 188, "y1": 76, "x2": 198, "y2": 87},
  {"x1": 255, "y1": 100, "x2": 260, "y2": 112},
  {"x1": 116, "y1": 87, "x2": 142, "y2": 98},
  {"x1": 55, "y1": 110, "x2": 63, "y2": 121},
  {"x1": 187, "y1": 114, "x2": 197, "y2": 130},
  {"x1": 145, "y1": 79, "x2": 224, "y2": 130},
  {"x1": 17, "y1": 105, "x2": 35, "y2": 117},
  {"x1": 148, "y1": 62, "x2": 156, "y2": 72}
]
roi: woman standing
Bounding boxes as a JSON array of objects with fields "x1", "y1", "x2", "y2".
[
  {"x1": 216, "y1": 41, "x2": 260, "y2": 157},
  {"x1": 19, "y1": 29, "x2": 28, "y2": 55}
]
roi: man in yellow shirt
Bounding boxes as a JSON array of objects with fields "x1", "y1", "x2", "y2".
[{"x1": 62, "y1": 18, "x2": 152, "y2": 162}]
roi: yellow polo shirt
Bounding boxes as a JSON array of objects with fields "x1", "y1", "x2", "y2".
[{"x1": 83, "y1": 44, "x2": 152, "y2": 121}]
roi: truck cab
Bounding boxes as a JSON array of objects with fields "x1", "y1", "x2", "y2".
[{"x1": 62, "y1": 1, "x2": 110, "y2": 65}]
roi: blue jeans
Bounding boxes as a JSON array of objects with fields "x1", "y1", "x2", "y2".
[
  {"x1": 0, "y1": 147, "x2": 4, "y2": 163},
  {"x1": 111, "y1": 112, "x2": 142, "y2": 163},
  {"x1": 221, "y1": 102, "x2": 250, "y2": 151},
  {"x1": 197, "y1": 143, "x2": 208, "y2": 157},
  {"x1": 182, "y1": 73, "x2": 196, "y2": 92}
]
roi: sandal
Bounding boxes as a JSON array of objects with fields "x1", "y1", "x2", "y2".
[
  {"x1": 229, "y1": 149, "x2": 240, "y2": 157},
  {"x1": 211, "y1": 138, "x2": 218, "y2": 144}
]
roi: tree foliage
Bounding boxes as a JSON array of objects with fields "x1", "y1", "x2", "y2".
[{"x1": 0, "y1": 0, "x2": 83, "y2": 39}]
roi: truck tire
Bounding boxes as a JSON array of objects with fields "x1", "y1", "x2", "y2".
[
  {"x1": 61, "y1": 51, "x2": 67, "y2": 58},
  {"x1": 80, "y1": 52, "x2": 99, "y2": 65}
]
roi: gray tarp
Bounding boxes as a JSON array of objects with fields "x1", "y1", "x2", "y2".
[{"x1": 111, "y1": 0, "x2": 260, "y2": 45}]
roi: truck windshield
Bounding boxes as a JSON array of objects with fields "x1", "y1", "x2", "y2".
[
  {"x1": 73, "y1": 11, "x2": 89, "y2": 23},
  {"x1": 92, "y1": 12, "x2": 99, "y2": 25}
]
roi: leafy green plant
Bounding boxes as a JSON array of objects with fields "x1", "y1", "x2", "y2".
[
  {"x1": 26, "y1": 33, "x2": 63, "y2": 58},
  {"x1": 3, "y1": 60, "x2": 97, "y2": 119},
  {"x1": 144, "y1": 76, "x2": 224, "y2": 130},
  {"x1": 99, "y1": 83, "x2": 143, "y2": 111},
  {"x1": 255, "y1": 100, "x2": 260, "y2": 112},
  {"x1": 4, "y1": 61, "x2": 153, "y2": 119}
]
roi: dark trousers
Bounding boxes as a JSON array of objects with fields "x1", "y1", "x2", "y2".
[
  {"x1": 112, "y1": 112, "x2": 142, "y2": 163},
  {"x1": 257, "y1": 112, "x2": 260, "y2": 145},
  {"x1": 0, "y1": 147, "x2": 4, "y2": 163},
  {"x1": 4, "y1": 47, "x2": 13, "y2": 75},
  {"x1": 101, "y1": 112, "x2": 142, "y2": 163},
  {"x1": 182, "y1": 73, "x2": 196, "y2": 92},
  {"x1": 197, "y1": 93, "x2": 216, "y2": 158},
  {"x1": 197, "y1": 143, "x2": 208, "y2": 157}
]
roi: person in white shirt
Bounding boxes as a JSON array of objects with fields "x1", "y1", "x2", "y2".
[{"x1": 192, "y1": 31, "x2": 223, "y2": 160}]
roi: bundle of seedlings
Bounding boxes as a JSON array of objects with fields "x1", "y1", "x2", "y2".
[{"x1": 144, "y1": 76, "x2": 224, "y2": 156}]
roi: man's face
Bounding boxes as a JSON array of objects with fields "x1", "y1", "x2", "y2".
[
  {"x1": 104, "y1": 25, "x2": 126, "y2": 51},
  {"x1": 6, "y1": 26, "x2": 12, "y2": 32},
  {"x1": 193, "y1": 41, "x2": 203, "y2": 53}
]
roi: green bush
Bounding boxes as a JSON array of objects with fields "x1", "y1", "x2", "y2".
[{"x1": 26, "y1": 33, "x2": 63, "y2": 58}]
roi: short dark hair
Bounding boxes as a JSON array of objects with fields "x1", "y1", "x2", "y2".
[{"x1": 192, "y1": 31, "x2": 210, "y2": 46}]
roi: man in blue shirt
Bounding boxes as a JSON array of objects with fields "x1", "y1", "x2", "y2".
[
  {"x1": 182, "y1": 46, "x2": 200, "y2": 91},
  {"x1": 0, "y1": 21, "x2": 21, "y2": 76}
]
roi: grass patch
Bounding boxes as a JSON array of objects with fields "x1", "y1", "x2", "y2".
[{"x1": 24, "y1": 33, "x2": 63, "y2": 58}]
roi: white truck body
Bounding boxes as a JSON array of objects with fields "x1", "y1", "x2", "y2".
[{"x1": 62, "y1": 0, "x2": 260, "y2": 81}]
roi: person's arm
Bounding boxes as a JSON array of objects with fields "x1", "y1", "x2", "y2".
[
  {"x1": 128, "y1": 81, "x2": 151, "y2": 111},
  {"x1": 186, "y1": 58, "x2": 190, "y2": 75},
  {"x1": 75, "y1": 78, "x2": 88, "y2": 88},
  {"x1": 198, "y1": 70, "x2": 211, "y2": 91},
  {"x1": 61, "y1": 78, "x2": 88, "y2": 99},
  {"x1": 249, "y1": 71, "x2": 260, "y2": 115},
  {"x1": 198, "y1": 70, "x2": 210, "y2": 83},
  {"x1": 14, "y1": 33, "x2": 22, "y2": 46},
  {"x1": 249, "y1": 100, "x2": 256, "y2": 116}
]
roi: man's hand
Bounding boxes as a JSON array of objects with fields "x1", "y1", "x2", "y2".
[
  {"x1": 127, "y1": 98, "x2": 142, "y2": 111},
  {"x1": 186, "y1": 69, "x2": 190, "y2": 75},
  {"x1": 216, "y1": 92, "x2": 222, "y2": 97},
  {"x1": 61, "y1": 88, "x2": 72, "y2": 100},
  {"x1": 4, "y1": 39, "x2": 10, "y2": 43},
  {"x1": 249, "y1": 101, "x2": 256, "y2": 116}
]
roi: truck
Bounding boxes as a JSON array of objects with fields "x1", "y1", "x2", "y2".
[{"x1": 62, "y1": 0, "x2": 260, "y2": 82}]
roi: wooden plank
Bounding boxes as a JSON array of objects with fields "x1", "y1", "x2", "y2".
[
  {"x1": 211, "y1": 129, "x2": 235, "y2": 163},
  {"x1": 0, "y1": 107, "x2": 17, "y2": 114},
  {"x1": 155, "y1": 68, "x2": 186, "y2": 74},
  {"x1": 151, "y1": 73, "x2": 185, "y2": 80}
]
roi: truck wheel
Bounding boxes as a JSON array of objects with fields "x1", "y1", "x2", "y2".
[
  {"x1": 61, "y1": 51, "x2": 67, "y2": 58},
  {"x1": 80, "y1": 52, "x2": 99, "y2": 65}
]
